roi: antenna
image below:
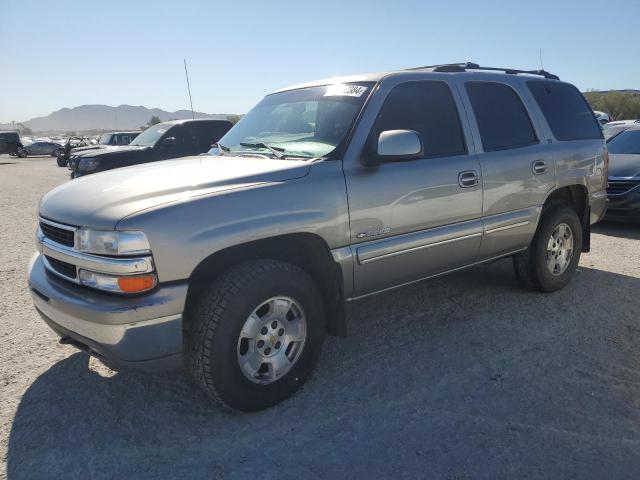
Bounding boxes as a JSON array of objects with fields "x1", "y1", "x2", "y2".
[
  {"x1": 183, "y1": 59, "x2": 195, "y2": 120},
  {"x1": 539, "y1": 48, "x2": 544, "y2": 71}
]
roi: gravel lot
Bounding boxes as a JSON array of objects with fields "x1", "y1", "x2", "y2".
[{"x1": 1, "y1": 154, "x2": 640, "y2": 479}]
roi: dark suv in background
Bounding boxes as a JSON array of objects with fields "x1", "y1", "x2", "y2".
[
  {"x1": 0, "y1": 131, "x2": 21, "y2": 155},
  {"x1": 69, "y1": 119, "x2": 233, "y2": 178}
]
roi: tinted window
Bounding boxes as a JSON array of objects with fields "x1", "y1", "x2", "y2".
[
  {"x1": 527, "y1": 81, "x2": 602, "y2": 141},
  {"x1": 188, "y1": 122, "x2": 227, "y2": 150},
  {"x1": 372, "y1": 81, "x2": 466, "y2": 158},
  {"x1": 607, "y1": 129, "x2": 640, "y2": 154},
  {"x1": 466, "y1": 82, "x2": 537, "y2": 152}
]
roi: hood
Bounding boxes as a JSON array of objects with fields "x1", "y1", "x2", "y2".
[
  {"x1": 608, "y1": 153, "x2": 640, "y2": 179},
  {"x1": 39, "y1": 155, "x2": 312, "y2": 228},
  {"x1": 74, "y1": 144, "x2": 148, "y2": 158},
  {"x1": 71, "y1": 144, "x2": 111, "y2": 154}
]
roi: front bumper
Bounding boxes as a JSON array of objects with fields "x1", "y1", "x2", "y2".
[
  {"x1": 28, "y1": 253, "x2": 188, "y2": 370},
  {"x1": 606, "y1": 184, "x2": 640, "y2": 222}
]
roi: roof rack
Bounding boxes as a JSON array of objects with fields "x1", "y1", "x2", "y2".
[{"x1": 405, "y1": 62, "x2": 560, "y2": 80}]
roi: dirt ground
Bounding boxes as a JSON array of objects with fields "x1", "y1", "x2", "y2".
[{"x1": 1, "y1": 155, "x2": 639, "y2": 479}]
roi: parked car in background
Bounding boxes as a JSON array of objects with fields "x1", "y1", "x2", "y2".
[
  {"x1": 21, "y1": 141, "x2": 63, "y2": 157},
  {"x1": 29, "y1": 64, "x2": 607, "y2": 411},
  {"x1": 594, "y1": 110, "x2": 611, "y2": 124},
  {"x1": 58, "y1": 132, "x2": 140, "y2": 167},
  {"x1": 69, "y1": 119, "x2": 232, "y2": 178},
  {"x1": 606, "y1": 124, "x2": 640, "y2": 221},
  {"x1": 0, "y1": 131, "x2": 22, "y2": 155},
  {"x1": 602, "y1": 120, "x2": 640, "y2": 139}
]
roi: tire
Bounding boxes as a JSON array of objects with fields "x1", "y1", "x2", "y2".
[
  {"x1": 513, "y1": 204, "x2": 582, "y2": 292},
  {"x1": 17, "y1": 148, "x2": 27, "y2": 158},
  {"x1": 186, "y1": 259, "x2": 326, "y2": 412},
  {"x1": 56, "y1": 157, "x2": 67, "y2": 167}
]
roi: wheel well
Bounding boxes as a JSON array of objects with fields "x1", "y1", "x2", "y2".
[
  {"x1": 543, "y1": 185, "x2": 590, "y2": 252},
  {"x1": 184, "y1": 233, "x2": 347, "y2": 337},
  {"x1": 544, "y1": 185, "x2": 587, "y2": 220}
]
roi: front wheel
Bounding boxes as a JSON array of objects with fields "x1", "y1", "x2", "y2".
[
  {"x1": 513, "y1": 205, "x2": 583, "y2": 292},
  {"x1": 56, "y1": 156, "x2": 67, "y2": 167},
  {"x1": 186, "y1": 260, "x2": 326, "y2": 412},
  {"x1": 17, "y1": 148, "x2": 27, "y2": 158}
]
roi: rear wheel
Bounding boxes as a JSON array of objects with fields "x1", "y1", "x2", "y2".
[
  {"x1": 513, "y1": 205, "x2": 582, "y2": 292},
  {"x1": 186, "y1": 259, "x2": 326, "y2": 412}
]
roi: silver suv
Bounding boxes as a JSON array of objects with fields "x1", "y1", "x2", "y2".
[{"x1": 29, "y1": 63, "x2": 608, "y2": 411}]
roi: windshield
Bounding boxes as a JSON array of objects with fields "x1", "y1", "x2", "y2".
[
  {"x1": 607, "y1": 129, "x2": 640, "y2": 154},
  {"x1": 217, "y1": 82, "x2": 374, "y2": 159},
  {"x1": 98, "y1": 134, "x2": 112, "y2": 145},
  {"x1": 130, "y1": 123, "x2": 172, "y2": 147}
]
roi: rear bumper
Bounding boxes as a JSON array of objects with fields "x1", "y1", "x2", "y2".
[
  {"x1": 589, "y1": 189, "x2": 608, "y2": 224},
  {"x1": 28, "y1": 253, "x2": 188, "y2": 370}
]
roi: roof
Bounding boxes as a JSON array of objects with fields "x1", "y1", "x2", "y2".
[
  {"x1": 273, "y1": 62, "x2": 561, "y2": 94},
  {"x1": 159, "y1": 118, "x2": 232, "y2": 126}
]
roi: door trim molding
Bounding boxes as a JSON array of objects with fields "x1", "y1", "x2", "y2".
[
  {"x1": 355, "y1": 218, "x2": 484, "y2": 266},
  {"x1": 359, "y1": 232, "x2": 481, "y2": 265},
  {"x1": 347, "y1": 247, "x2": 527, "y2": 301},
  {"x1": 485, "y1": 221, "x2": 530, "y2": 235}
]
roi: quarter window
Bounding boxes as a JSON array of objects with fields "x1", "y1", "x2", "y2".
[
  {"x1": 527, "y1": 81, "x2": 602, "y2": 141},
  {"x1": 372, "y1": 81, "x2": 467, "y2": 158},
  {"x1": 466, "y1": 81, "x2": 538, "y2": 152}
]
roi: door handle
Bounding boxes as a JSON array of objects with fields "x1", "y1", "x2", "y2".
[
  {"x1": 532, "y1": 160, "x2": 547, "y2": 175},
  {"x1": 458, "y1": 170, "x2": 479, "y2": 188}
]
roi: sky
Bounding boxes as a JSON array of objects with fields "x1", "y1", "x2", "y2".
[{"x1": 0, "y1": 0, "x2": 638, "y2": 123}]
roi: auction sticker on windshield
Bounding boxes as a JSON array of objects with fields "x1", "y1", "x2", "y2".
[{"x1": 324, "y1": 84, "x2": 368, "y2": 97}]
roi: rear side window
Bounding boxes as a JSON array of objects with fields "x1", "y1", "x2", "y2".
[
  {"x1": 527, "y1": 81, "x2": 602, "y2": 141},
  {"x1": 465, "y1": 82, "x2": 538, "y2": 152},
  {"x1": 373, "y1": 81, "x2": 466, "y2": 158}
]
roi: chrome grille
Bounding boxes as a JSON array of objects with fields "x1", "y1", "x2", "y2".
[{"x1": 40, "y1": 220, "x2": 75, "y2": 247}]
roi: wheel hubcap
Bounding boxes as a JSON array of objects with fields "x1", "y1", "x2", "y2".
[
  {"x1": 546, "y1": 223, "x2": 574, "y2": 276},
  {"x1": 236, "y1": 296, "x2": 307, "y2": 385}
]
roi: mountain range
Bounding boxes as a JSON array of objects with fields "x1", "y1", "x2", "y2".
[{"x1": 10, "y1": 105, "x2": 238, "y2": 133}]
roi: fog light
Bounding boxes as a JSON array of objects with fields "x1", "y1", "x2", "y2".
[{"x1": 78, "y1": 270, "x2": 157, "y2": 294}]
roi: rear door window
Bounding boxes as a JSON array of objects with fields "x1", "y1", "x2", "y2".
[
  {"x1": 372, "y1": 80, "x2": 467, "y2": 158},
  {"x1": 465, "y1": 81, "x2": 538, "y2": 152},
  {"x1": 527, "y1": 81, "x2": 602, "y2": 141}
]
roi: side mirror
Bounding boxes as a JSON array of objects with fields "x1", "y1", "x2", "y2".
[
  {"x1": 161, "y1": 136, "x2": 176, "y2": 147},
  {"x1": 376, "y1": 129, "x2": 423, "y2": 161},
  {"x1": 361, "y1": 129, "x2": 424, "y2": 167}
]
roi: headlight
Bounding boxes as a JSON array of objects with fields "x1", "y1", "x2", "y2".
[
  {"x1": 78, "y1": 157, "x2": 99, "y2": 171},
  {"x1": 76, "y1": 229, "x2": 151, "y2": 255},
  {"x1": 78, "y1": 270, "x2": 157, "y2": 294}
]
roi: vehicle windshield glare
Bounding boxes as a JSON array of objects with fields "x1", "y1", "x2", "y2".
[
  {"x1": 98, "y1": 134, "x2": 112, "y2": 145},
  {"x1": 130, "y1": 124, "x2": 172, "y2": 147},
  {"x1": 607, "y1": 129, "x2": 640, "y2": 155},
  {"x1": 217, "y1": 82, "x2": 374, "y2": 159}
]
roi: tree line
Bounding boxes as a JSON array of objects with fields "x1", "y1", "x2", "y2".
[{"x1": 584, "y1": 90, "x2": 640, "y2": 121}]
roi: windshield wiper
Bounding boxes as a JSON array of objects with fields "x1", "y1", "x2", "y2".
[
  {"x1": 216, "y1": 143, "x2": 230, "y2": 152},
  {"x1": 240, "y1": 142, "x2": 285, "y2": 159}
]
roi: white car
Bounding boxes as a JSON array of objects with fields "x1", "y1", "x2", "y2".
[
  {"x1": 602, "y1": 119, "x2": 640, "y2": 139},
  {"x1": 594, "y1": 110, "x2": 611, "y2": 124}
]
